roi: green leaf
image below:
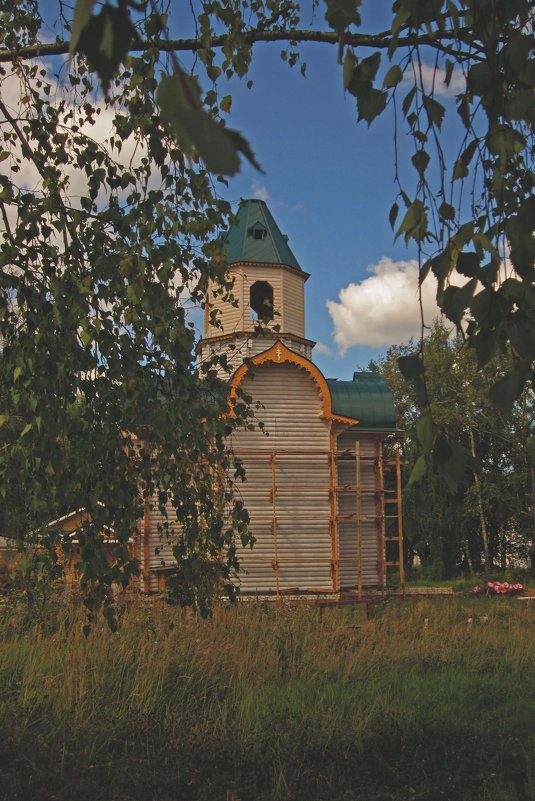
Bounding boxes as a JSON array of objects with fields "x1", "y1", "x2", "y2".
[
  {"x1": 343, "y1": 50, "x2": 357, "y2": 89},
  {"x1": 436, "y1": 443, "x2": 472, "y2": 494},
  {"x1": 388, "y1": 202, "x2": 399, "y2": 230},
  {"x1": 357, "y1": 88, "x2": 387, "y2": 125},
  {"x1": 344, "y1": 52, "x2": 387, "y2": 125},
  {"x1": 444, "y1": 59, "x2": 454, "y2": 88},
  {"x1": 20, "y1": 423, "x2": 32, "y2": 438},
  {"x1": 460, "y1": 138, "x2": 479, "y2": 168},
  {"x1": 452, "y1": 158, "x2": 468, "y2": 181},
  {"x1": 508, "y1": 321, "x2": 535, "y2": 361},
  {"x1": 395, "y1": 199, "x2": 428, "y2": 243},
  {"x1": 411, "y1": 149, "x2": 430, "y2": 178},
  {"x1": 0, "y1": 414, "x2": 8, "y2": 428},
  {"x1": 402, "y1": 86, "x2": 416, "y2": 118},
  {"x1": 391, "y1": 6, "x2": 411, "y2": 37},
  {"x1": 75, "y1": 4, "x2": 138, "y2": 92},
  {"x1": 487, "y1": 126, "x2": 526, "y2": 161},
  {"x1": 438, "y1": 201, "x2": 455, "y2": 222},
  {"x1": 467, "y1": 62, "x2": 492, "y2": 97},
  {"x1": 441, "y1": 278, "x2": 477, "y2": 325},
  {"x1": 69, "y1": 0, "x2": 96, "y2": 54},
  {"x1": 408, "y1": 455, "x2": 427, "y2": 485},
  {"x1": 488, "y1": 365, "x2": 528, "y2": 412},
  {"x1": 470, "y1": 288, "x2": 493, "y2": 324},
  {"x1": 157, "y1": 72, "x2": 262, "y2": 176},
  {"x1": 413, "y1": 375, "x2": 429, "y2": 408},
  {"x1": 424, "y1": 96, "x2": 445, "y2": 129},
  {"x1": 506, "y1": 198, "x2": 535, "y2": 275},
  {"x1": 420, "y1": 258, "x2": 432, "y2": 283},
  {"x1": 456, "y1": 251, "x2": 479, "y2": 277},
  {"x1": 80, "y1": 328, "x2": 92, "y2": 348},
  {"x1": 324, "y1": 0, "x2": 362, "y2": 35},
  {"x1": 416, "y1": 414, "x2": 435, "y2": 453},
  {"x1": 226, "y1": 130, "x2": 263, "y2": 173},
  {"x1": 398, "y1": 353, "x2": 424, "y2": 380},
  {"x1": 469, "y1": 331, "x2": 498, "y2": 368},
  {"x1": 382, "y1": 64, "x2": 403, "y2": 89}
]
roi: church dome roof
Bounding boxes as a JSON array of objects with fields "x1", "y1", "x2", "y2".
[{"x1": 224, "y1": 199, "x2": 302, "y2": 271}]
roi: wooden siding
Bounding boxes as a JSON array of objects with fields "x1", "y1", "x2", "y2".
[
  {"x1": 231, "y1": 362, "x2": 332, "y2": 593},
  {"x1": 282, "y1": 269, "x2": 306, "y2": 337},
  {"x1": 206, "y1": 269, "x2": 244, "y2": 338},
  {"x1": 206, "y1": 264, "x2": 306, "y2": 339},
  {"x1": 336, "y1": 432, "x2": 380, "y2": 588}
]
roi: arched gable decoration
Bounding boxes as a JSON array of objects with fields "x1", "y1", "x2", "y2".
[{"x1": 230, "y1": 340, "x2": 360, "y2": 426}]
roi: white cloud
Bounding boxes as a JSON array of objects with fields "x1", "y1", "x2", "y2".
[
  {"x1": 251, "y1": 180, "x2": 270, "y2": 202},
  {"x1": 1, "y1": 64, "x2": 150, "y2": 215},
  {"x1": 405, "y1": 62, "x2": 466, "y2": 98},
  {"x1": 327, "y1": 256, "x2": 448, "y2": 352},
  {"x1": 314, "y1": 342, "x2": 333, "y2": 357}
]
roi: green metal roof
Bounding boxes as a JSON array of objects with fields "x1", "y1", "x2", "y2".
[
  {"x1": 327, "y1": 372, "x2": 398, "y2": 431},
  {"x1": 224, "y1": 199, "x2": 302, "y2": 271}
]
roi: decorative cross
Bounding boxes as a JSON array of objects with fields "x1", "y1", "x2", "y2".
[{"x1": 276, "y1": 346, "x2": 282, "y2": 361}]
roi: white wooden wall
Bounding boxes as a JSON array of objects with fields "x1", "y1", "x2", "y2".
[
  {"x1": 231, "y1": 361, "x2": 333, "y2": 593},
  {"x1": 336, "y1": 432, "x2": 380, "y2": 588},
  {"x1": 206, "y1": 264, "x2": 306, "y2": 340},
  {"x1": 139, "y1": 367, "x2": 384, "y2": 594}
]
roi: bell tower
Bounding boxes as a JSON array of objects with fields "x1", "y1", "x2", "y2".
[{"x1": 199, "y1": 199, "x2": 315, "y2": 372}]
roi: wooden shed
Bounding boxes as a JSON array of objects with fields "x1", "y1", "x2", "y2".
[{"x1": 141, "y1": 200, "x2": 403, "y2": 596}]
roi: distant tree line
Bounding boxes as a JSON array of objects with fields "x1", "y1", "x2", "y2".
[{"x1": 373, "y1": 321, "x2": 535, "y2": 579}]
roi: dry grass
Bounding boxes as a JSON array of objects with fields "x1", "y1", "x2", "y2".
[{"x1": 1, "y1": 595, "x2": 535, "y2": 800}]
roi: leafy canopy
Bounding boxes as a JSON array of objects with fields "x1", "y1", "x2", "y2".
[
  {"x1": 0, "y1": 0, "x2": 254, "y2": 621},
  {"x1": 373, "y1": 321, "x2": 535, "y2": 578},
  {"x1": 0, "y1": 0, "x2": 533, "y2": 616}
]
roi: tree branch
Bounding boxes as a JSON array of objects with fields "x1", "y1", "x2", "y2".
[{"x1": 0, "y1": 27, "x2": 477, "y2": 63}]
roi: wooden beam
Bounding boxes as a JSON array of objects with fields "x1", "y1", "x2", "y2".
[
  {"x1": 396, "y1": 449, "x2": 405, "y2": 589},
  {"x1": 355, "y1": 442, "x2": 363, "y2": 599},
  {"x1": 329, "y1": 421, "x2": 339, "y2": 593},
  {"x1": 271, "y1": 450, "x2": 280, "y2": 598},
  {"x1": 143, "y1": 503, "x2": 151, "y2": 594},
  {"x1": 376, "y1": 438, "x2": 386, "y2": 588}
]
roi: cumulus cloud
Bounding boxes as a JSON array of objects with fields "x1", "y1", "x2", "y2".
[
  {"x1": 405, "y1": 62, "x2": 466, "y2": 98},
  {"x1": 326, "y1": 257, "x2": 449, "y2": 352},
  {"x1": 251, "y1": 180, "x2": 270, "y2": 202}
]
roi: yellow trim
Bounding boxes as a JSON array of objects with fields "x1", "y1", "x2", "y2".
[{"x1": 230, "y1": 340, "x2": 360, "y2": 426}]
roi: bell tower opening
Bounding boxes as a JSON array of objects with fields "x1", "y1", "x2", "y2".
[{"x1": 250, "y1": 280, "x2": 274, "y2": 322}]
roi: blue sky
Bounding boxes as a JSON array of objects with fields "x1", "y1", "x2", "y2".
[
  {"x1": 214, "y1": 46, "x2": 422, "y2": 378},
  {"x1": 33, "y1": 2, "x2": 465, "y2": 379},
  {"x1": 179, "y1": 5, "x2": 465, "y2": 380}
]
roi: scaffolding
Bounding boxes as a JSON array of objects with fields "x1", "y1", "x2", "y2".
[{"x1": 233, "y1": 443, "x2": 404, "y2": 597}]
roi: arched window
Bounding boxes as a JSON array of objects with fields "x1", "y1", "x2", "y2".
[{"x1": 250, "y1": 280, "x2": 274, "y2": 322}]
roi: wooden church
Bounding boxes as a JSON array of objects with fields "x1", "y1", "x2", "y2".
[{"x1": 140, "y1": 200, "x2": 403, "y2": 596}]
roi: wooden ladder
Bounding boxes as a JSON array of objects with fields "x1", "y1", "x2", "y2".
[{"x1": 379, "y1": 448, "x2": 405, "y2": 590}]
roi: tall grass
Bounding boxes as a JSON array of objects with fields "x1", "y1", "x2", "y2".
[{"x1": 1, "y1": 596, "x2": 535, "y2": 801}]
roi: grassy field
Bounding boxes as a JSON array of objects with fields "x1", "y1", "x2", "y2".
[{"x1": 1, "y1": 594, "x2": 535, "y2": 801}]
